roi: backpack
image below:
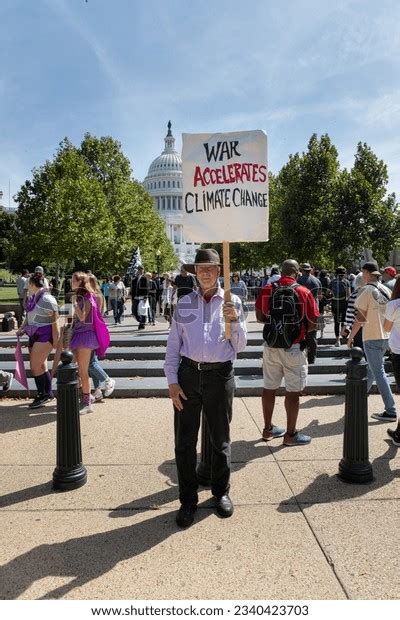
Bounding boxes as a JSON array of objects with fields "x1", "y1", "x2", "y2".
[
  {"x1": 367, "y1": 283, "x2": 391, "y2": 305},
  {"x1": 263, "y1": 282, "x2": 304, "y2": 348},
  {"x1": 331, "y1": 278, "x2": 350, "y2": 302}
]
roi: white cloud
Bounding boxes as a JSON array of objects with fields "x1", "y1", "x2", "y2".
[{"x1": 363, "y1": 91, "x2": 400, "y2": 128}]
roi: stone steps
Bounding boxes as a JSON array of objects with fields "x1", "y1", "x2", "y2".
[
  {"x1": 0, "y1": 333, "x2": 378, "y2": 397},
  {"x1": 4, "y1": 374, "x2": 397, "y2": 399},
  {"x1": 0, "y1": 344, "x2": 351, "y2": 362},
  {"x1": 0, "y1": 333, "x2": 345, "y2": 348},
  {"x1": 0, "y1": 357, "x2": 392, "y2": 378}
]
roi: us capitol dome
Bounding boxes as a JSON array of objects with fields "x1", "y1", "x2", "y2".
[{"x1": 143, "y1": 121, "x2": 200, "y2": 263}]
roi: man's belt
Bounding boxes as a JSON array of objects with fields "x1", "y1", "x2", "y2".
[{"x1": 181, "y1": 356, "x2": 233, "y2": 371}]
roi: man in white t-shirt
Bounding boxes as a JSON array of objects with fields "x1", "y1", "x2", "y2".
[
  {"x1": 348, "y1": 261, "x2": 395, "y2": 422},
  {"x1": 16, "y1": 268, "x2": 30, "y2": 323}
]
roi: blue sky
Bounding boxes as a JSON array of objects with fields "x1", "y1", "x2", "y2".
[{"x1": 1, "y1": 0, "x2": 399, "y2": 207}]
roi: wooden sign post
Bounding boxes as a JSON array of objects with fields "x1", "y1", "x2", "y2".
[{"x1": 223, "y1": 240, "x2": 232, "y2": 340}]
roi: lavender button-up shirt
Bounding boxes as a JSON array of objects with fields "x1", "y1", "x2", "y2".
[{"x1": 164, "y1": 288, "x2": 247, "y2": 385}]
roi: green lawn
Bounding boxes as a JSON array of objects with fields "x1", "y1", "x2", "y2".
[
  {"x1": 0, "y1": 286, "x2": 19, "y2": 302},
  {"x1": 0, "y1": 287, "x2": 66, "y2": 304}
]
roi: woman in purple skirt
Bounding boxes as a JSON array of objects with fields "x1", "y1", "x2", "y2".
[
  {"x1": 70, "y1": 271, "x2": 100, "y2": 414},
  {"x1": 16, "y1": 273, "x2": 60, "y2": 408}
]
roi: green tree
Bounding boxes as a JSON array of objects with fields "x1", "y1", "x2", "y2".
[
  {"x1": 12, "y1": 139, "x2": 112, "y2": 273},
  {"x1": 11, "y1": 135, "x2": 176, "y2": 275},
  {"x1": 0, "y1": 210, "x2": 16, "y2": 264},
  {"x1": 332, "y1": 143, "x2": 400, "y2": 266},
  {"x1": 276, "y1": 134, "x2": 340, "y2": 268},
  {"x1": 79, "y1": 133, "x2": 176, "y2": 273},
  {"x1": 202, "y1": 137, "x2": 400, "y2": 272}
]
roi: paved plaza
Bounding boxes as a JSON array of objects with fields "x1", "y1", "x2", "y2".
[
  {"x1": 0, "y1": 308, "x2": 399, "y2": 600},
  {"x1": 0, "y1": 391, "x2": 399, "y2": 600}
]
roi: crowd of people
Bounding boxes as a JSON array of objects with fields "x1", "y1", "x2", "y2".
[
  {"x1": 162, "y1": 251, "x2": 400, "y2": 527},
  {"x1": 4, "y1": 252, "x2": 400, "y2": 529},
  {"x1": 9, "y1": 267, "x2": 114, "y2": 412}
]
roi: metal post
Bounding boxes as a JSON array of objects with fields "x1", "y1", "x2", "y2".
[
  {"x1": 338, "y1": 347, "x2": 373, "y2": 483},
  {"x1": 196, "y1": 411, "x2": 211, "y2": 486},
  {"x1": 53, "y1": 351, "x2": 87, "y2": 491}
]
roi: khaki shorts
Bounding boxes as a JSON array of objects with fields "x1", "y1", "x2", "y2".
[{"x1": 262, "y1": 344, "x2": 308, "y2": 392}]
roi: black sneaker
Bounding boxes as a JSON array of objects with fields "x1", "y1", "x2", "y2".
[
  {"x1": 28, "y1": 395, "x2": 47, "y2": 409},
  {"x1": 175, "y1": 504, "x2": 197, "y2": 528},
  {"x1": 41, "y1": 394, "x2": 55, "y2": 404},
  {"x1": 387, "y1": 428, "x2": 400, "y2": 447},
  {"x1": 371, "y1": 412, "x2": 397, "y2": 422}
]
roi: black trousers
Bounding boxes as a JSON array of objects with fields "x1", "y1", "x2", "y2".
[
  {"x1": 174, "y1": 359, "x2": 235, "y2": 506},
  {"x1": 390, "y1": 353, "x2": 400, "y2": 388},
  {"x1": 306, "y1": 330, "x2": 317, "y2": 363},
  {"x1": 332, "y1": 303, "x2": 347, "y2": 338},
  {"x1": 131, "y1": 299, "x2": 146, "y2": 324}
]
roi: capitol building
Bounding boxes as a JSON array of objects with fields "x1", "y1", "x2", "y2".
[{"x1": 143, "y1": 122, "x2": 200, "y2": 263}]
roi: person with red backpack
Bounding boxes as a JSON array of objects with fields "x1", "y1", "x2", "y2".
[{"x1": 255, "y1": 259, "x2": 319, "y2": 446}]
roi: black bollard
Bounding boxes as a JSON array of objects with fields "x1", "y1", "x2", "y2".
[
  {"x1": 196, "y1": 411, "x2": 211, "y2": 486},
  {"x1": 53, "y1": 350, "x2": 87, "y2": 491},
  {"x1": 338, "y1": 347, "x2": 373, "y2": 484}
]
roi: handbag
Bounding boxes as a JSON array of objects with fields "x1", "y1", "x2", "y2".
[{"x1": 138, "y1": 298, "x2": 150, "y2": 317}]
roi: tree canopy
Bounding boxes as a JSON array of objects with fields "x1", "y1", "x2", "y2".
[
  {"x1": 10, "y1": 134, "x2": 177, "y2": 274},
  {"x1": 207, "y1": 135, "x2": 400, "y2": 271},
  {"x1": 5, "y1": 132, "x2": 399, "y2": 275}
]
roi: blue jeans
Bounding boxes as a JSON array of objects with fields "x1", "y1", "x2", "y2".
[
  {"x1": 364, "y1": 339, "x2": 396, "y2": 416},
  {"x1": 110, "y1": 299, "x2": 124, "y2": 324},
  {"x1": 89, "y1": 351, "x2": 108, "y2": 389}
]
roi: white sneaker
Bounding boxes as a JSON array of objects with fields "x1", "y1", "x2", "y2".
[
  {"x1": 103, "y1": 378, "x2": 116, "y2": 397},
  {"x1": 2, "y1": 372, "x2": 13, "y2": 392},
  {"x1": 93, "y1": 388, "x2": 103, "y2": 401},
  {"x1": 80, "y1": 403, "x2": 94, "y2": 415}
]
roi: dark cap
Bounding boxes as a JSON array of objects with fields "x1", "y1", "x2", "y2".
[
  {"x1": 301, "y1": 263, "x2": 311, "y2": 271},
  {"x1": 183, "y1": 248, "x2": 221, "y2": 275},
  {"x1": 335, "y1": 266, "x2": 346, "y2": 275},
  {"x1": 362, "y1": 261, "x2": 380, "y2": 276}
]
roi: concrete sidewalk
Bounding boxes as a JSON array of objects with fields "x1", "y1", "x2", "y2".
[{"x1": 0, "y1": 394, "x2": 399, "y2": 600}]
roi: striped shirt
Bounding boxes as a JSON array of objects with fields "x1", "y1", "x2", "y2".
[{"x1": 344, "y1": 290, "x2": 358, "y2": 328}]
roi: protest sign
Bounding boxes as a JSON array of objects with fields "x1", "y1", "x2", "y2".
[
  {"x1": 182, "y1": 129, "x2": 268, "y2": 339},
  {"x1": 182, "y1": 129, "x2": 268, "y2": 243}
]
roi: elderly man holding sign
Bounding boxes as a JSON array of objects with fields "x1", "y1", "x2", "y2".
[
  {"x1": 164, "y1": 248, "x2": 247, "y2": 528},
  {"x1": 164, "y1": 128, "x2": 267, "y2": 528}
]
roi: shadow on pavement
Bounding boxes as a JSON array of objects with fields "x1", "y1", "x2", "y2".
[
  {"x1": 300, "y1": 395, "x2": 345, "y2": 409},
  {"x1": 0, "y1": 481, "x2": 54, "y2": 509},
  {"x1": 277, "y1": 441, "x2": 400, "y2": 512},
  {"x1": 0, "y1": 403, "x2": 57, "y2": 434},
  {"x1": 0, "y1": 505, "x2": 211, "y2": 599}
]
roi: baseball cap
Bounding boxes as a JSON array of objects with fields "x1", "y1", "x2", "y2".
[
  {"x1": 34, "y1": 266, "x2": 44, "y2": 274},
  {"x1": 362, "y1": 261, "x2": 380, "y2": 276},
  {"x1": 301, "y1": 263, "x2": 312, "y2": 271},
  {"x1": 383, "y1": 266, "x2": 396, "y2": 278},
  {"x1": 335, "y1": 266, "x2": 346, "y2": 275}
]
